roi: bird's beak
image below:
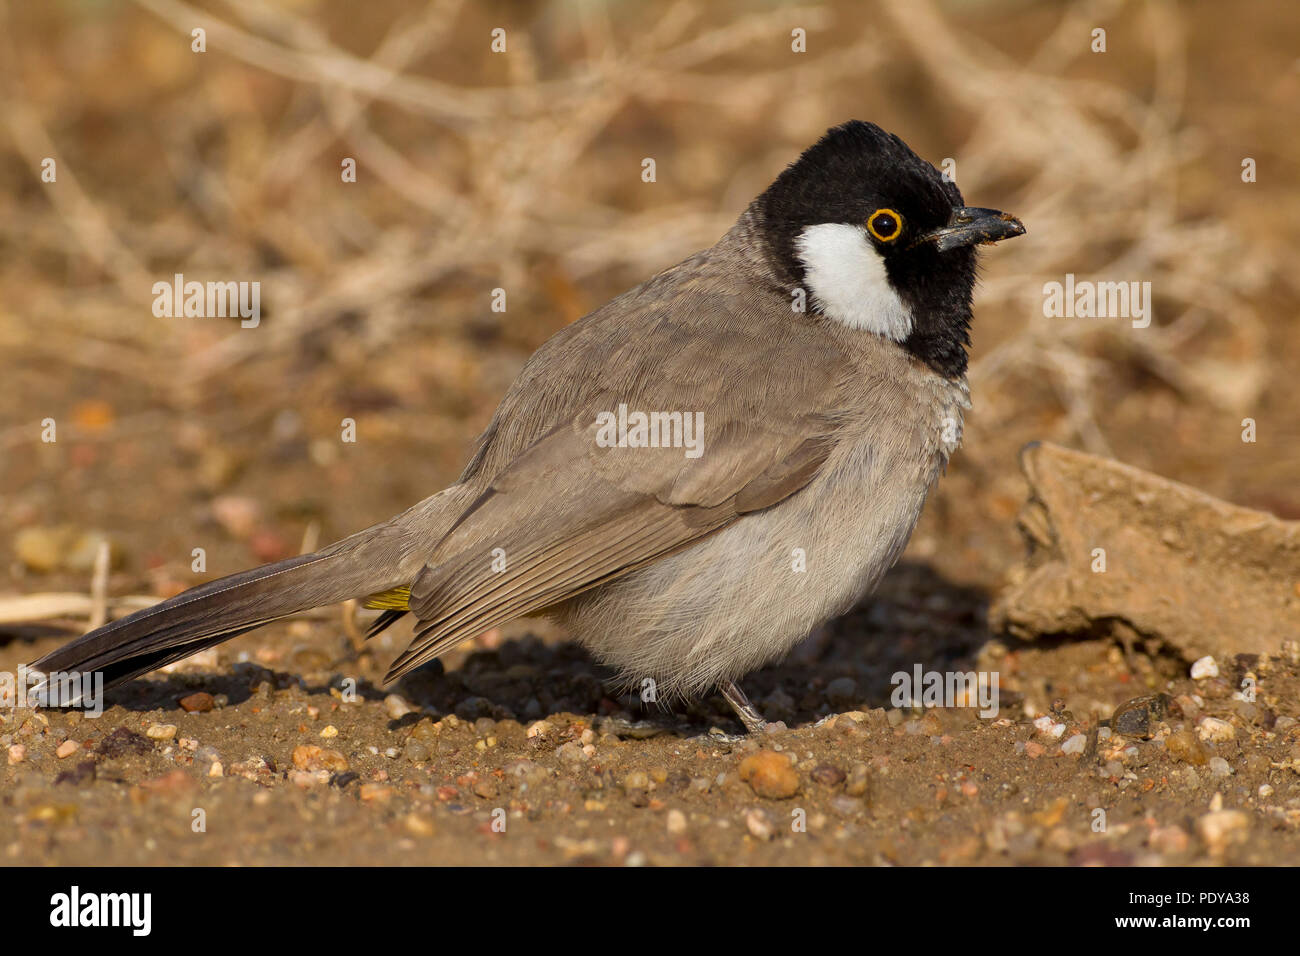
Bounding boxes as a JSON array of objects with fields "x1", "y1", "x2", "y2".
[{"x1": 915, "y1": 206, "x2": 1026, "y2": 252}]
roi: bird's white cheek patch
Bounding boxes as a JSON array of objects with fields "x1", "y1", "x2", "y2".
[{"x1": 795, "y1": 223, "x2": 913, "y2": 340}]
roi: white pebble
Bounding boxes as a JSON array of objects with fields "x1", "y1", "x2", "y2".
[
  {"x1": 383, "y1": 694, "x2": 414, "y2": 720},
  {"x1": 1061, "y1": 734, "x2": 1088, "y2": 755},
  {"x1": 1190, "y1": 656, "x2": 1219, "y2": 680},
  {"x1": 744, "y1": 808, "x2": 775, "y2": 841},
  {"x1": 1196, "y1": 717, "x2": 1235, "y2": 742},
  {"x1": 146, "y1": 723, "x2": 177, "y2": 740},
  {"x1": 1195, "y1": 810, "x2": 1249, "y2": 853},
  {"x1": 1033, "y1": 715, "x2": 1066, "y2": 739}
]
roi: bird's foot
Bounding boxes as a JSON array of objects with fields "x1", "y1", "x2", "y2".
[{"x1": 718, "y1": 679, "x2": 769, "y2": 735}]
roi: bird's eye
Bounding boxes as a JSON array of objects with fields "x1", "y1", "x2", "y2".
[{"x1": 867, "y1": 208, "x2": 902, "y2": 243}]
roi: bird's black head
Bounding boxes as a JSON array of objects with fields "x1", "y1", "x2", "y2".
[{"x1": 753, "y1": 120, "x2": 1024, "y2": 379}]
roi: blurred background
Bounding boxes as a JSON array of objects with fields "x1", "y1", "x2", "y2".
[{"x1": 1, "y1": 0, "x2": 1297, "y2": 628}]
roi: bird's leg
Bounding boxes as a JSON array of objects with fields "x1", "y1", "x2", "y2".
[{"x1": 718, "y1": 679, "x2": 767, "y2": 735}]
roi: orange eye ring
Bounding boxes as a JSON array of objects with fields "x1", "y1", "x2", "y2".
[{"x1": 867, "y1": 208, "x2": 903, "y2": 242}]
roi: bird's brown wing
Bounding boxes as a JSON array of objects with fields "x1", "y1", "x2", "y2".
[{"x1": 387, "y1": 263, "x2": 855, "y2": 681}]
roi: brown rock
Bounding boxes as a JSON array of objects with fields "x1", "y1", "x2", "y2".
[
  {"x1": 991, "y1": 442, "x2": 1300, "y2": 660},
  {"x1": 1165, "y1": 730, "x2": 1209, "y2": 766},
  {"x1": 138, "y1": 769, "x2": 196, "y2": 796},
  {"x1": 292, "y1": 744, "x2": 348, "y2": 772},
  {"x1": 1111, "y1": 694, "x2": 1169, "y2": 740},
  {"x1": 179, "y1": 692, "x2": 215, "y2": 713},
  {"x1": 739, "y1": 749, "x2": 799, "y2": 799},
  {"x1": 844, "y1": 763, "x2": 871, "y2": 798},
  {"x1": 292, "y1": 744, "x2": 323, "y2": 770},
  {"x1": 359, "y1": 783, "x2": 393, "y2": 803},
  {"x1": 810, "y1": 763, "x2": 846, "y2": 787}
]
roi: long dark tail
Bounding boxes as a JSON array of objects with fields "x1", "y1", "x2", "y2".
[{"x1": 30, "y1": 529, "x2": 406, "y2": 697}]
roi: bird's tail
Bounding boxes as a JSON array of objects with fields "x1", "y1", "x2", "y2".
[{"x1": 29, "y1": 525, "x2": 408, "y2": 701}]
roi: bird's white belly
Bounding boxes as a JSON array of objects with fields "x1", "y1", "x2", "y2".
[{"x1": 554, "y1": 379, "x2": 963, "y2": 699}]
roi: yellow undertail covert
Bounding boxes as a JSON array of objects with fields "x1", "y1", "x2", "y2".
[{"x1": 363, "y1": 585, "x2": 410, "y2": 611}]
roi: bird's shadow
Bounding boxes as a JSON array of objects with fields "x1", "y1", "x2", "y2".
[
  {"x1": 392, "y1": 560, "x2": 997, "y2": 733},
  {"x1": 26, "y1": 561, "x2": 997, "y2": 734}
]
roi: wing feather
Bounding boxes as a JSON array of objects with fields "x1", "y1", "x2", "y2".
[{"x1": 384, "y1": 254, "x2": 857, "y2": 681}]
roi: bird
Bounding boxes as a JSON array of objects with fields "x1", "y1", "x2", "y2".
[{"x1": 31, "y1": 120, "x2": 1024, "y2": 733}]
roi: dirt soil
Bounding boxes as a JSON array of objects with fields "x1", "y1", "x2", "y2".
[
  {"x1": 3, "y1": 0, "x2": 1300, "y2": 866},
  {"x1": 2, "y1": 565, "x2": 1300, "y2": 865}
]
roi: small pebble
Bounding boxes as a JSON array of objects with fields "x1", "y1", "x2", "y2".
[
  {"x1": 1111, "y1": 693, "x2": 1169, "y2": 739},
  {"x1": 292, "y1": 745, "x2": 321, "y2": 770},
  {"x1": 56, "y1": 740, "x2": 79, "y2": 759},
  {"x1": 383, "y1": 694, "x2": 414, "y2": 720},
  {"x1": 1033, "y1": 716, "x2": 1066, "y2": 739},
  {"x1": 1059, "y1": 734, "x2": 1085, "y2": 755},
  {"x1": 1208, "y1": 756, "x2": 1232, "y2": 777},
  {"x1": 744, "y1": 808, "x2": 775, "y2": 840},
  {"x1": 319, "y1": 725, "x2": 339, "y2": 739},
  {"x1": 1196, "y1": 717, "x2": 1235, "y2": 743},
  {"x1": 830, "y1": 795, "x2": 861, "y2": 815},
  {"x1": 146, "y1": 723, "x2": 177, "y2": 741},
  {"x1": 289, "y1": 769, "x2": 328, "y2": 788},
  {"x1": 1165, "y1": 730, "x2": 1209, "y2": 765},
  {"x1": 359, "y1": 783, "x2": 393, "y2": 803},
  {"x1": 1190, "y1": 656, "x2": 1219, "y2": 680},
  {"x1": 810, "y1": 763, "x2": 846, "y2": 787},
  {"x1": 404, "y1": 741, "x2": 430, "y2": 763},
  {"x1": 554, "y1": 741, "x2": 587, "y2": 764},
  {"x1": 179, "y1": 692, "x2": 215, "y2": 713},
  {"x1": 404, "y1": 813, "x2": 435, "y2": 837},
  {"x1": 1195, "y1": 809, "x2": 1249, "y2": 854},
  {"x1": 1149, "y1": 825, "x2": 1189, "y2": 855},
  {"x1": 666, "y1": 809, "x2": 687, "y2": 835},
  {"x1": 844, "y1": 763, "x2": 870, "y2": 798}
]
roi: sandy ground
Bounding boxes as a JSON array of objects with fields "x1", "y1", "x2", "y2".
[{"x1": 4, "y1": 563, "x2": 1299, "y2": 866}]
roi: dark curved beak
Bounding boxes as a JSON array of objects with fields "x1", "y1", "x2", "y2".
[{"x1": 915, "y1": 206, "x2": 1026, "y2": 252}]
